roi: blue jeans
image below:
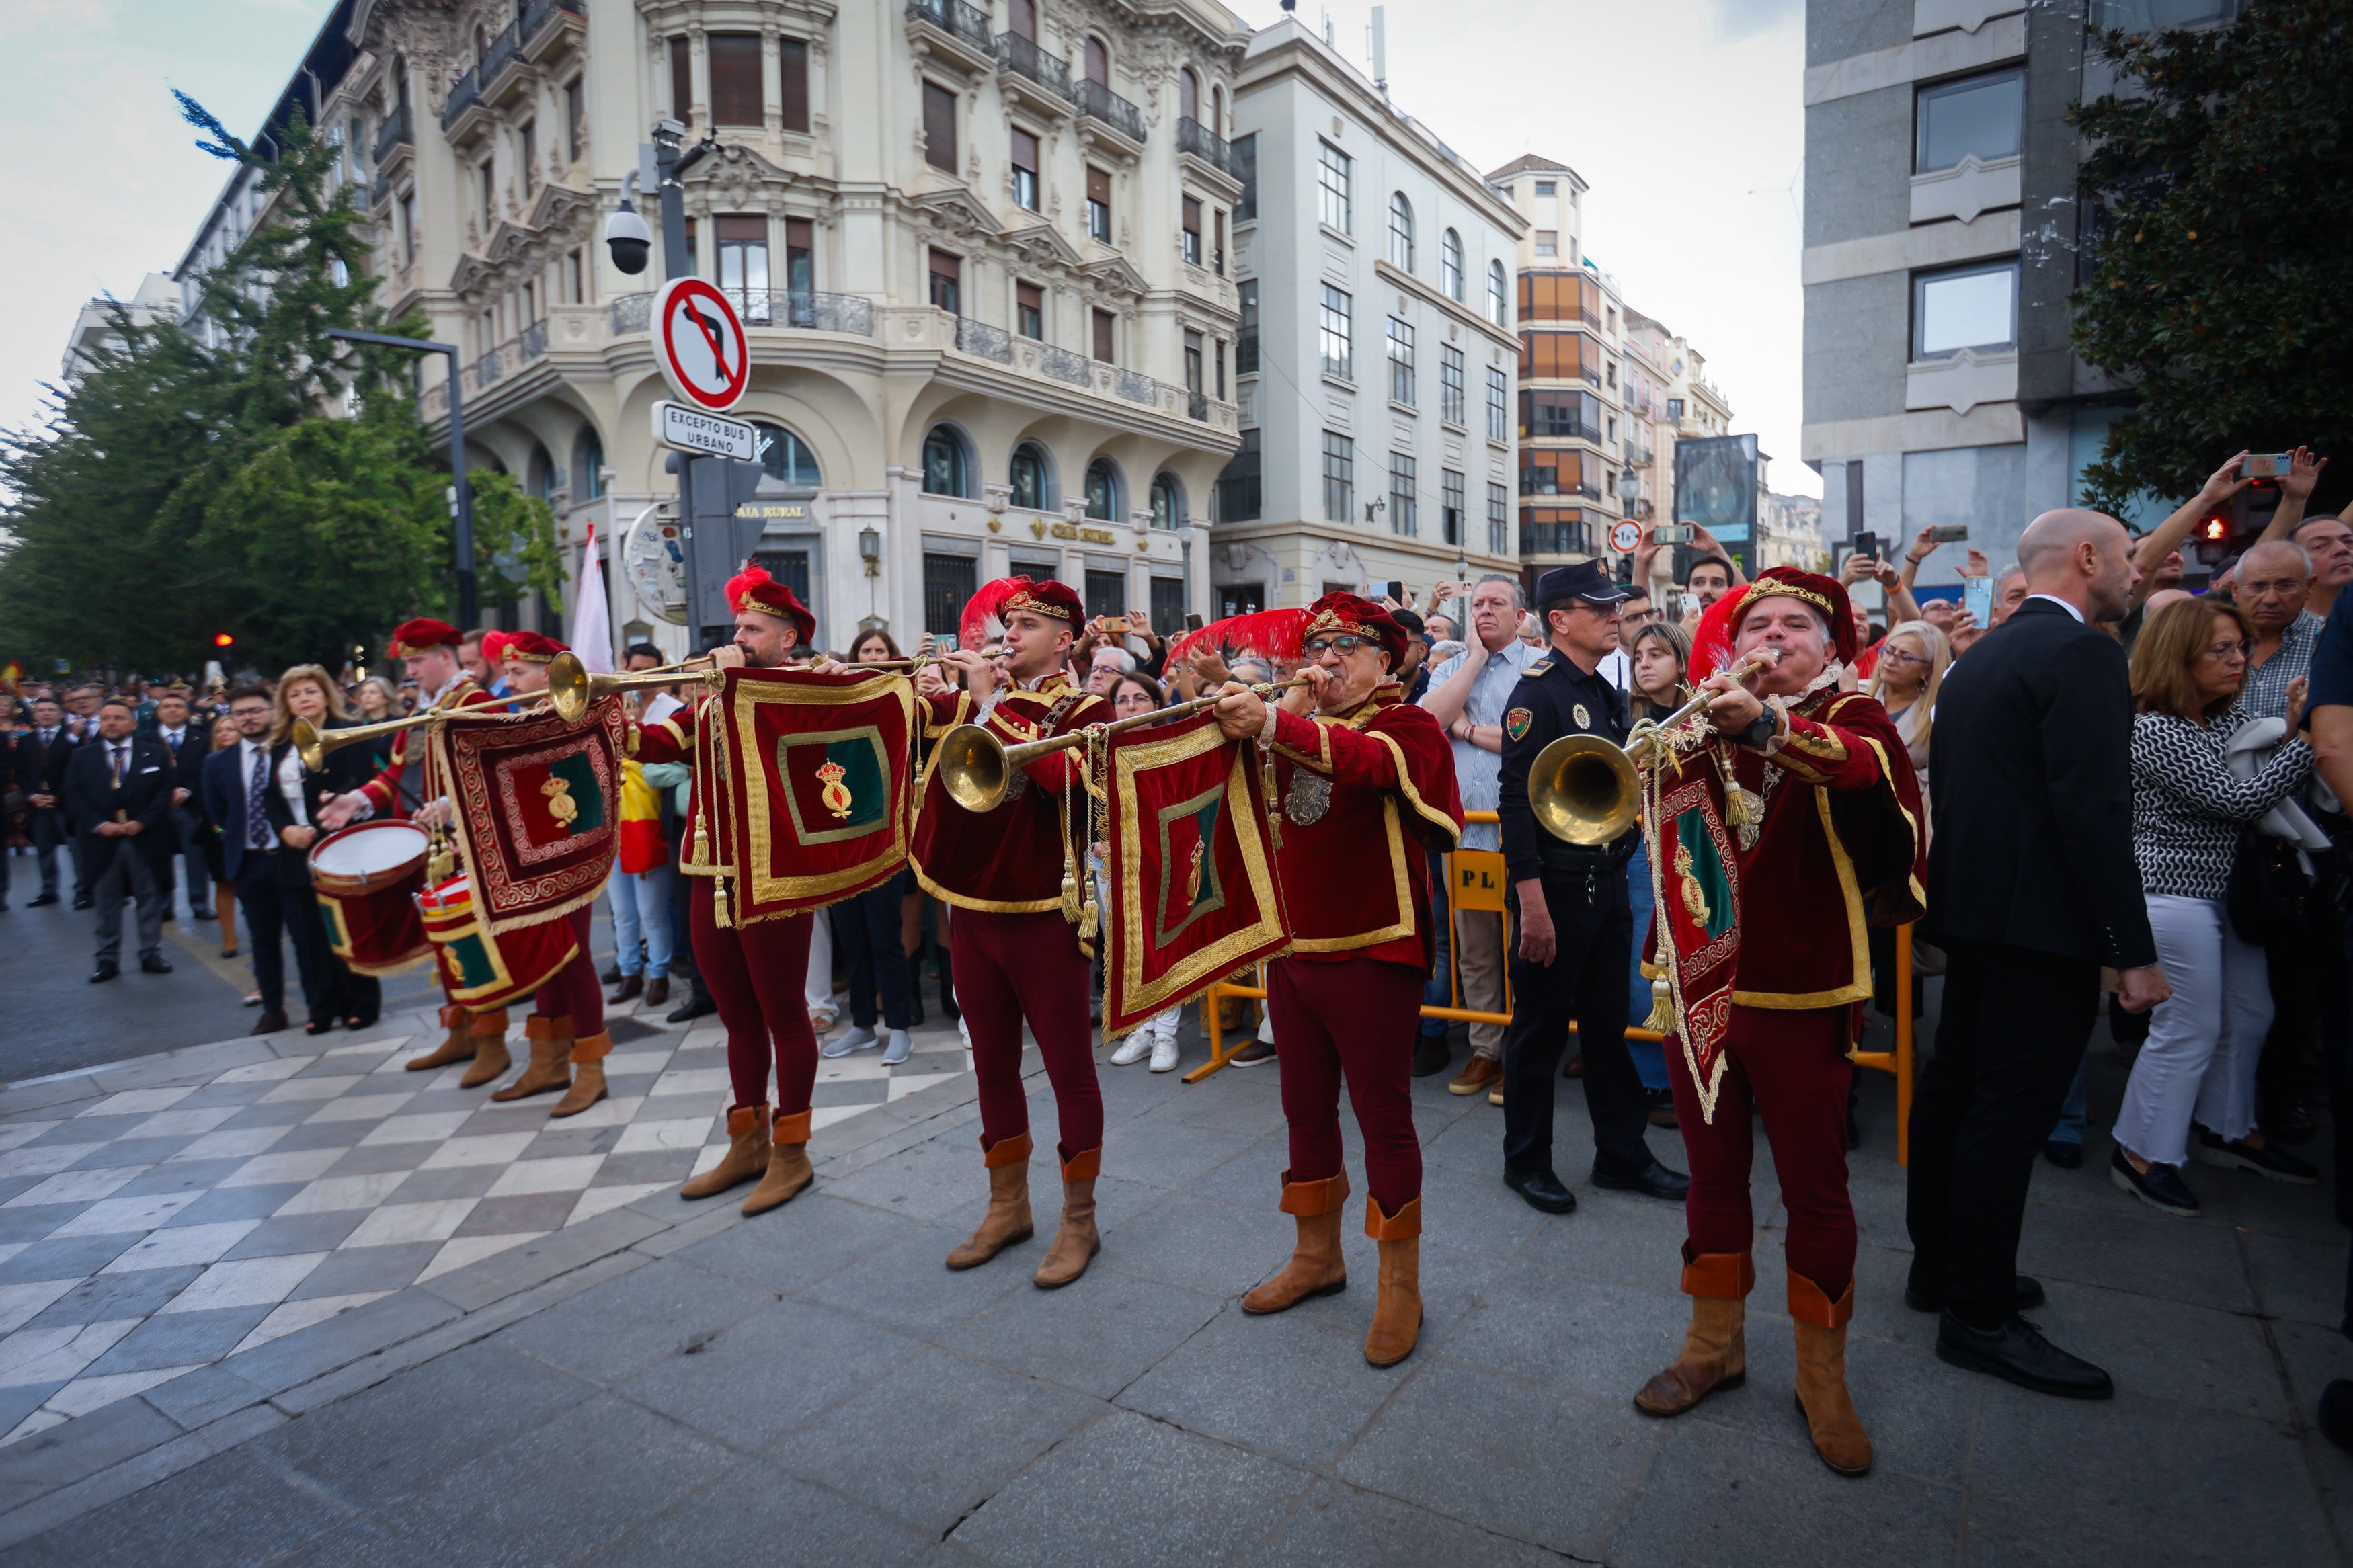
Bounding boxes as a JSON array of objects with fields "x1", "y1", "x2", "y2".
[
  {"x1": 2049, "y1": 1061, "x2": 2087, "y2": 1147},
  {"x1": 1419, "y1": 850, "x2": 1452, "y2": 1038},
  {"x1": 1624, "y1": 838, "x2": 1668, "y2": 1090},
  {"x1": 609, "y1": 863, "x2": 676, "y2": 977}
]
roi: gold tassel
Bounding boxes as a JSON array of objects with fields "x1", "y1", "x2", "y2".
[
  {"x1": 1642, "y1": 975, "x2": 1676, "y2": 1034},
  {"x1": 713, "y1": 875, "x2": 735, "y2": 930},
  {"x1": 1078, "y1": 894, "x2": 1099, "y2": 944}
]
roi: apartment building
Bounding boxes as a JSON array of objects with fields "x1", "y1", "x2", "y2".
[
  {"x1": 62, "y1": 274, "x2": 180, "y2": 380},
  {"x1": 169, "y1": 0, "x2": 1250, "y2": 650},
  {"x1": 1207, "y1": 15, "x2": 1523, "y2": 616}
]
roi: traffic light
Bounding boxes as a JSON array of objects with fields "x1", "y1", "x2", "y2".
[
  {"x1": 214, "y1": 633, "x2": 235, "y2": 648},
  {"x1": 2201, "y1": 515, "x2": 2231, "y2": 544}
]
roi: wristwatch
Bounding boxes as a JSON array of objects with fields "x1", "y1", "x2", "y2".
[{"x1": 1736, "y1": 710, "x2": 1779, "y2": 749}]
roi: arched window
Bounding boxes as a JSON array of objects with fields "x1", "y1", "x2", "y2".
[
  {"x1": 922, "y1": 424, "x2": 971, "y2": 497},
  {"x1": 1179, "y1": 68, "x2": 1199, "y2": 125},
  {"x1": 1084, "y1": 36, "x2": 1108, "y2": 87},
  {"x1": 526, "y1": 442, "x2": 557, "y2": 502},
  {"x1": 1149, "y1": 473, "x2": 1181, "y2": 530},
  {"x1": 1010, "y1": 442, "x2": 1051, "y2": 510},
  {"x1": 751, "y1": 421, "x2": 822, "y2": 487},
  {"x1": 1441, "y1": 229, "x2": 1464, "y2": 302},
  {"x1": 1084, "y1": 456, "x2": 1121, "y2": 521},
  {"x1": 571, "y1": 425, "x2": 606, "y2": 500},
  {"x1": 1488, "y1": 259, "x2": 1508, "y2": 327},
  {"x1": 1211, "y1": 84, "x2": 1224, "y2": 133},
  {"x1": 1388, "y1": 192, "x2": 1414, "y2": 271}
]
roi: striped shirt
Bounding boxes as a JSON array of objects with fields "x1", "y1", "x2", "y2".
[{"x1": 2130, "y1": 704, "x2": 2314, "y2": 899}]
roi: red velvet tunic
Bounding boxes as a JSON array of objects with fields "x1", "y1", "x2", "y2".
[
  {"x1": 357, "y1": 675, "x2": 503, "y2": 817},
  {"x1": 910, "y1": 678, "x2": 1111, "y2": 913},
  {"x1": 1263, "y1": 684, "x2": 1464, "y2": 971},
  {"x1": 629, "y1": 688, "x2": 727, "y2": 876}
]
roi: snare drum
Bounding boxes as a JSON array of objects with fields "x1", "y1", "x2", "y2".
[
  {"x1": 416, "y1": 872, "x2": 578, "y2": 1007},
  {"x1": 308, "y1": 821, "x2": 432, "y2": 976}
]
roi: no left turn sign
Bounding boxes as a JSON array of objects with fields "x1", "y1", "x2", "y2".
[{"x1": 651, "y1": 277, "x2": 751, "y2": 413}]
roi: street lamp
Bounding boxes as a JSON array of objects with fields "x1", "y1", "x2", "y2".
[
  {"x1": 326, "y1": 327, "x2": 477, "y2": 630},
  {"x1": 858, "y1": 526, "x2": 881, "y2": 577}
]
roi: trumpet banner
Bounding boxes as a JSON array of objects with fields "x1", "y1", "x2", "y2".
[
  {"x1": 444, "y1": 696, "x2": 626, "y2": 935},
  {"x1": 1644, "y1": 766, "x2": 1743, "y2": 1124},
  {"x1": 717, "y1": 666, "x2": 916, "y2": 924},
  {"x1": 1101, "y1": 712, "x2": 1290, "y2": 1039}
]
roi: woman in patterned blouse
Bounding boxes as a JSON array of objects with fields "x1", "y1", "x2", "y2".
[{"x1": 2110, "y1": 600, "x2": 2315, "y2": 1216}]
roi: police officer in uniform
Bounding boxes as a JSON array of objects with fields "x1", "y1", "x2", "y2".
[{"x1": 1494, "y1": 562, "x2": 1691, "y2": 1214}]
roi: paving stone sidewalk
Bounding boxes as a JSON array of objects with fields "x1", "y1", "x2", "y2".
[{"x1": 0, "y1": 1008, "x2": 2343, "y2": 1566}]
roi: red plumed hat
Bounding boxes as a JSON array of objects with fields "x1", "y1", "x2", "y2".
[
  {"x1": 1688, "y1": 565, "x2": 1858, "y2": 682},
  {"x1": 1302, "y1": 591, "x2": 1410, "y2": 669},
  {"x1": 1166, "y1": 608, "x2": 1311, "y2": 667},
  {"x1": 500, "y1": 630, "x2": 568, "y2": 663},
  {"x1": 724, "y1": 561, "x2": 817, "y2": 645},
  {"x1": 959, "y1": 575, "x2": 1082, "y2": 649},
  {"x1": 387, "y1": 617, "x2": 462, "y2": 659}
]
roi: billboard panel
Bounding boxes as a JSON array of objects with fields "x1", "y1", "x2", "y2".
[{"x1": 1673, "y1": 434, "x2": 1761, "y2": 577}]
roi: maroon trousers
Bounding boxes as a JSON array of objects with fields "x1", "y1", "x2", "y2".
[
  {"x1": 1667, "y1": 1002, "x2": 1856, "y2": 1295},
  {"x1": 952, "y1": 907, "x2": 1101, "y2": 1161},
  {"x1": 690, "y1": 877, "x2": 818, "y2": 1116},
  {"x1": 1266, "y1": 956, "x2": 1425, "y2": 1215},
  {"x1": 532, "y1": 907, "x2": 603, "y2": 1037}
]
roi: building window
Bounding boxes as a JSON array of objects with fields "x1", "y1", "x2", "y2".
[
  {"x1": 1388, "y1": 192, "x2": 1414, "y2": 270},
  {"x1": 1009, "y1": 0, "x2": 1036, "y2": 38},
  {"x1": 1181, "y1": 196, "x2": 1203, "y2": 265},
  {"x1": 1011, "y1": 128, "x2": 1040, "y2": 211},
  {"x1": 1215, "y1": 337, "x2": 1226, "y2": 399},
  {"x1": 924, "y1": 552, "x2": 977, "y2": 636},
  {"x1": 1213, "y1": 209, "x2": 1226, "y2": 276},
  {"x1": 1387, "y1": 317, "x2": 1414, "y2": 406},
  {"x1": 1519, "y1": 506, "x2": 1588, "y2": 556},
  {"x1": 1150, "y1": 575, "x2": 1185, "y2": 636},
  {"x1": 401, "y1": 191, "x2": 418, "y2": 261},
  {"x1": 750, "y1": 421, "x2": 822, "y2": 487},
  {"x1": 1151, "y1": 472, "x2": 1181, "y2": 530},
  {"x1": 1389, "y1": 452, "x2": 1417, "y2": 537},
  {"x1": 1322, "y1": 432, "x2": 1354, "y2": 523},
  {"x1": 1236, "y1": 278, "x2": 1258, "y2": 374},
  {"x1": 1534, "y1": 229, "x2": 1558, "y2": 257},
  {"x1": 1092, "y1": 308, "x2": 1115, "y2": 363},
  {"x1": 928, "y1": 247, "x2": 960, "y2": 313},
  {"x1": 1519, "y1": 388, "x2": 1602, "y2": 440},
  {"x1": 1913, "y1": 259, "x2": 2018, "y2": 358},
  {"x1": 668, "y1": 35, "x2": 692, "y2": 118},
  {"x1": 1010, "y1": 442, "x2": 1049, "y2": 509},
  {"x1": 1320, "y1": 285, "x2": 1353, "y2": 380},
  {"x1": 1440, "y1": 229, "x2": 1464, "y2": 302},
  {"x1": 785, "y1": 217, "x2": 813, "y2": 296},
  {"x1": 1178, "y1": 67, "x2": 1198, "y2": 125},
  {"x1": 1085, "y1": 457, "x2": 1121, "y2": 520},
  {"x1": 1183, "y1": 329, "x2": 1204, "y2": 395},
  {"x1": 1086, "y1": 165, "x2": 1112, "y2": 243},
  {"x1": 565, "y1": 79, "x2": 584, "y2": 161},
  {"x1": 574, "y1": 427, "x2": 605, "y2": 499},
  {"x1": 1216, "y1": 429, "x2": 1261, "y2": 522},
  {"x1": 1488, "y1": 260, "x2": 1508, "y2": 327},
  {"x1": 922, "y1": 425, "x2": 970, "y2": 497},
  {"x1": 1667, "y1": 397, "x2": 1685, "y2": 421},
  {"x1": 1317, "y1": 140, "x2": 1351, "y2": 233},
  {"x1": 565, "y1": 249, "x2": 584, "y2": 303},
  {"x1": 1520, "y1": 330, "x2": 1600, "y2": 384},
  {"x1": 922, "y1": 81, "x2": 956, "y2": 173},
  {"x1": 1016, "y1": 281, "x2": 1044, "y2": 340},
  {"x1": 1440, "y1": 343, "x2": 1465, "y2": 425},
  {"x1": 1487, "y1": 481, "x2": 1509, "y2": 555},
  {"x1": 1084, "y1": 36, "x2": 1109, "y2": 87},
  {"x1": 1486, "y1": 365, "x2": 1508, "y2": 442},
  {"x1": 1232, "y1": 132, "x2": 1257, "y2": 222},
  {"x1": 709, "y1": 34, "x2": 764, "y2": 127},
  {"x1": 1916, "y1": 67, "x2": 2024, "y2": 174},
  {"x1": 1441, "y1": 468, "x2": 1464, "y2": 546},
  {"x1": 779, "y1": 37, "x2": 811, "y2": 133},
  {"x1": 479, "y1": 158, "x2": 495, "y2": 232},
  {"x1": 1536, "y1": 179, "x2": 1555, "y2": 197},
  {"x1": 717, "y1": 216, "x2": 768, "y2": 312},
  {"x1": 1084, "y1": 569, "x2": 1127, "y2": 620}
]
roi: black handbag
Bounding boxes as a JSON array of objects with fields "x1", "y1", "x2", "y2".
[{"x1": 2226, "y1": 828, "x2": 2311, "y2": 946}]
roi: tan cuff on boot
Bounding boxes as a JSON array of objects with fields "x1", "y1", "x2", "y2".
[
  {"x1": 1277, "y1": 1168, "x2": 1349, "y2": 1217},
  {"x1": 440, "y1": 1004, "x2": 464, "y2": 1031},
  {"x1": 1060, "y1": 1145, "x2": 1101, "y2": 1182},
  {"x1": 1788, "y1": 1270, "x2": 1856, "y2": 1329},
  {"x1": 470, "y1": 1007, "x2": 510, "y2": 1036},
  {"x1": 982, "y1": 1130, "x2": 1033, "y2": 1169},
  {"x1": 524, "y1": 1014, "x2": 563, "y2": 1042},
  {"x1": 569, "y1": 1030, "x2": 612, "y2": 1065},
  {"x1": 773, "y1": 1108, "x2": 813, "y2": 1145},
  {"x1": 1679, "y1": 1245, "x2": 1756, "y2": 1301},
  {"x1": 1364, "y1": 1196, "x2": 1422, "y2": 1241},
  {"x1": 725, "y1": 1104, "x2": 766, "y2": 1137}
]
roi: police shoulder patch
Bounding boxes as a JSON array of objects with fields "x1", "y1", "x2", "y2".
[
  {"x1": 1505, "y1": 707, "x2": 1534, "y2": 743},
  {"x1": 1525, "y1": 660, "x2": 1553, "y2": 676}
]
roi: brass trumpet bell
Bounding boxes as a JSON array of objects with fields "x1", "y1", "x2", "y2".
[
  {"x1": 1528, "y1": 733, "x2": 1642, "y2": 847},
  {"x1": 931, "y1": 723, "x2": 1074, "y2": 813},
  {"x1": 544, "y1": 651, "x2": 715, "y2": 723},
  {"x1": 290, "y1": 712, "x2": 440, "y2": 773}
]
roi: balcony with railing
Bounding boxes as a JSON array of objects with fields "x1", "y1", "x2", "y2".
[
  {"x1": 1519, "y1": 470, "x2": 1601, "y2": 501},
  {"x1": 908, "y1": 0, "x2": 996, "y2": 60},
  {"x1": 1077, "y1": 79, "x2": 1146, "y2": 146},
  {"x1": 420, "y1": 320, "x2": 549, "y2": 417},
  {"x1": 1624, "y1": 440, "x2": 1654, "y2": 468},
  {"x1": 1176, "y1": 117, "x2": 1238, "y2": 179},
  {"x1": 955, "y1": 316, "x2": 1013, "y2": 364},
  {"x1": 994, "y1": 32, "x2": 1072, "y2": 101},
  {"x1": 440, "y1": 0, "x2": 580, "y2": 130},
  {"x1": 372, "y1": 102, "x2": 412, "y2": 168},
  {"x1": 1519, "y1": 519, "x2": 1591, "y2": 556},
  {"x1": 945, "y1": 316, "x2": 1218, "y2": 422},
  {"x1": 609, "y1": 290, "x2": 875, "y2": 338}
]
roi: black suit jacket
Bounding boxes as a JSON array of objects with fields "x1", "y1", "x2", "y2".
[
  {"x1": 15, "y1": 728, "x2": 81, "y2": 806},
  {"x1": 203, "y1": 743, "x2": 275, "y2": 884},
  {"x1": 1925, "y1": 597, "x2": 2157, "y2": 970},
  {"x1": 150, "y1": 723, "x2": 211, "y2": 797},
  {"x1": 63, "y1": 735, "x2": 177, "y2": 878}
]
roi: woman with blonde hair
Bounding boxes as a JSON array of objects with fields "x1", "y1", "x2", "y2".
[
  {"x1": 266, "y1": 665, "x2": 377, "y2": 1033},
  {"x1": 1865, "y1": 619, "x2": 1950, "y2": 787}
]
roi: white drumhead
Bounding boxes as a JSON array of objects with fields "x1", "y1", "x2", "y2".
[{"x1": 314, "y1": 823, "x2": 429, "y2": 876}]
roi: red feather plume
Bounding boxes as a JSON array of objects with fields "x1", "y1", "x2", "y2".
[
  {"x1": 1166, "y1": 608, "x2": 1311, "y2": 667},
  {"x1": 1685, "y1": 585, "x2": 1757, "y2": 685},
  {"x1": 958, "y1": 576, "x2": 1026, "y2": 650},
  {"x1": 723, "y1": 559, "x2": 776, "y2": 612}
]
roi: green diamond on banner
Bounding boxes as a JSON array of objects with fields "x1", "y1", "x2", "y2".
[
  {"x1": 1675, "y1": 812, "x2": 1735, "y2": 942},
  {"x1": 822, "y1": 737, "x2": 887, "y2": 832},
  {"x1": 546, "y1": 752, "x2": 605, "y2": 835}
]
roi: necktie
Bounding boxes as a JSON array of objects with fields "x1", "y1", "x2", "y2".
[
  {"x1": 111, "y1": 745, "x2": 126, "y2": 785},
  {"x1": 247, "y1": 745, "x2": 270, "y2": 850}
]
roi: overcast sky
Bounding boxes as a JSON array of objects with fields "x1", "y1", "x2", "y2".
[{"x1": 0, "y1": 0, "x2": 1815, "y2": 497}]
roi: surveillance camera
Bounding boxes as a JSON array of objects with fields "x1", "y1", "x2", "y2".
[{"x1": 605, "y1": 200, "x2": 652, "y2": 275}]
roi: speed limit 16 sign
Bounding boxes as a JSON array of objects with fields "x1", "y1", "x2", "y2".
[
  {"x1": 1609, "y1": 520, "x2": 1643, "y2": 553},
  {"x1": 652, "y1": 277, "x2": 751, "y2": 413}
]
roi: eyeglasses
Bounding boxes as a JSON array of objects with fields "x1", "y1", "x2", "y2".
[
  {"x1": 1880, "y1": 647, "x2": 1929, "y2": 669},
  {"x1": 1302, "y1": 635, "x2": 1375, "y2": 657},
  {"x1": 2198, "y1": 639, "x2": 2253, "y2": 662}
]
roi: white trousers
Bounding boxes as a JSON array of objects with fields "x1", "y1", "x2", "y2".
[
  {"x1": 2112, "y1": 893, "x2": 2274, "y2": 1167},
  {"x1": 805, "y1": 906, "x2": 836, "y2": 1016}
]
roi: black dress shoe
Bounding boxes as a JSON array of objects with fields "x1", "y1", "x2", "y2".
[
  {"x1": 2321, "y1": 1380, "x2": 2353, "y2": 1453},
  {"x1": 1505, "y1": 1167, "x2": 1578, "y2": 1215},
  {"x1": 72, "y1": 896, "x2": 93, "y2": 910},
  {"x1": 138, "y1": 954, "x2": 173, "y2": 975},
  {"x1": 1593, "y1": 1159, "x2": 1691, "y2": 1202},
  {"x1": 2042, "y1": 1139, "x2": 2084, "y2": 1170},
  {"x1": 1905, "y1": 1272, "x2": 2046, "y2": 1315},
  {"x1": 250, "y1": 1009, "x2": 290, "y2": 1035},
  {"x1": 1561, "y1": 1052, "x2": 1584, "y2": 1079},
  {"x1": 87, "y1": 961, "x2": 119, "y2": 983},
  {"x1": 667, "y1": 995, "x2": 717, "y2": 1024},
  {"x1": 1935, "y1": 1312, "x2": 2113, "y2": 1399},
  {"x1": 1410, "y1": 1033, "x2": 1451, "y2": 1077},
  {"x1": 27, "y1": 892, "x2": 58, "y2": 907}
]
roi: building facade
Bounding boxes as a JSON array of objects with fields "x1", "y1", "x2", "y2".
[
  {"x1": 62, "y1": 274, "x2": 180, "y2": 381},
  {"x1": 169, "y1": 0, "x2": 1252, "y2": 652},
  {"x1": 1207, "y1": 16, "x2": 1522, "y2": 616}
]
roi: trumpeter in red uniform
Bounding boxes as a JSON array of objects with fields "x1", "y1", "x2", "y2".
[
  {"x1": 1209, "y1": 593, "x2": 1464, "y2": 1367},
  {"x1": 319, "y1": 618, "x2": 514, "y2": 1085},
  {"x1": 1630, "y1": 567, "x2": 1925, "y2": 1477},
  {"x1": 912, "y1": 577, "x2": 1111, "y2": 1288},
  {"x1": 633, "y1": 565, "x2": 837, "y2": 1215}
]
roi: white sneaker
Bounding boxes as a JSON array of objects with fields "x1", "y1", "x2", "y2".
[
  {"x1": 882, "y1": 1029, "x2": 912, "y2": 1065},
  {"x1": 822, "y1": 1024, "x2": 879, "y2": 1058},
  {"x1": 957, "y1": 1015, "x2": 971, "y2": 1050},
  {"x1": 1149, "y1": 1036, "x2": 1180, "y2": 1073},
  {"x1": 1109, "y1": 1034, "x2": 1151, "y2": 1066}
]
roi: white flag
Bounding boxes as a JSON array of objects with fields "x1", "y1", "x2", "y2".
[{"x1": 569, "y1": 522, "x2": 615, "y2": 675}]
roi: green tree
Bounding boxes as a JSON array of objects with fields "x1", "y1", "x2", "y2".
[{"x1": 2070, "y1": 0, "x2": 2353, "y2": 515}]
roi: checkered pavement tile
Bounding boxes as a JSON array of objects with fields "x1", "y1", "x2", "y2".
[{"x1": 0, "y1": 1007, "x2": 975, "y2": 1444}]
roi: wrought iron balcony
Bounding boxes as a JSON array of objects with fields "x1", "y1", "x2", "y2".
[
  {"x1": 1519, "y1": 521, "x2": 1591, "y2": 556},
  {"x1": 955, "y1": 316, "x2": 1013, "y2": 364},
  {"x1": 371, "y1": 101, "x2": 411, "y2": 166},
  {"x1": 994, "y1": 33, "x2": 1072, "y2": 99},
  {"x1": 908, "y1": 0, "x2": 994, "y2": 56},
  {"x1": 1189, "y1": 390, "x2": 1210, "y2": 422},
  {"x1": 1077, "y1": 79, "x2": 1146, "y2": 145},
  {"x1": 1176, "y1": 117, "x2": 1236, "y2": 177},
  {"x1": 419, "y1": 320, "x2": 549, "y2": 417},
  {"x1": 518, "y1": 0, "x2": 583, "y2": 49},
  {"x1": 608, "y1": 290, "x2": 875, "y2": 338},
  {"x1": 1036, "y1": 341, "x2": 1091, "y2": 386}
]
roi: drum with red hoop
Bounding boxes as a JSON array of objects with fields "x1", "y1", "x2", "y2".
[
  {"x1": 308, "y1": 821, "x2": 432, "y2": 976},
  {"x1": 415, "y1": 871, "x2": 578, "y2": 1008}
]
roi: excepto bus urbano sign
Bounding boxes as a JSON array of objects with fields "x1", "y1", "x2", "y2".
[{"x1": 653, "y1": 401, "x2": 759, "y2": 462}]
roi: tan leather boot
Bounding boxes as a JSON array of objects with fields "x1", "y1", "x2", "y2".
[
  {"x1": 680, "y1": 1105, "x2": 770, "y2": 1199},
  {"x1": 1033, "y1": 1147, "x2": 1101, "y2": 1289},
  {"x1": 1790, "y1": 1271, "x2": 1871, "y2": 1477},
  {"x1": 945, "y1": 1132, "x2": 1035, "y2": 1270},
  {"x1": 491, "y1": 1016, "x2": 573, "y2": 1101},
  {"x1": 1635, "y1": 1247, "x2": 1753, "y2": 1416},
  {"x1": 1242, "y1": 1169, "x2": 1349, "y2": 1314},
  {"x1": 405, "y1": 1005, "x2": 473, "y2": 1071},
  {"x1": 550, "y1": 1030, "x2": 610, "y2": 1118},
  {"x1": 1363, "y1": 1197, "x2": 1423, "y2": 1368},
  {"x1": 458, "y1": 1008, "x2": 512, "y2": 1089},
  {"x1": 744, "y1": 1109, "x2": 815, "y2": 1215}
]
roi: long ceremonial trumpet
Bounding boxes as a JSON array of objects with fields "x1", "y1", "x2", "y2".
[
  {"x1": 934, "y1": 675, "x2": 1312, "y2": 813},
  {"x1": 1529, "y1": 646, "x2": 1782, "y2": 846},
  {"x1": 543, "y1": 651, "x2": 719, "y2": 723},
  {"x1": 292, "y1": 710, "x2": 443, "y2": 772}
]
